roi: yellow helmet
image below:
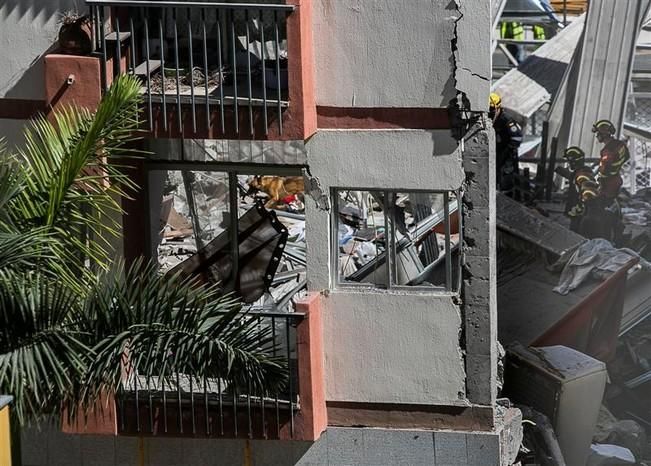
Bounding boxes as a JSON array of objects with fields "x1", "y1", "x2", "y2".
[
  {"x1": 563, "y1": 146, "x2": 585, "y2": 162},
  {"x1": 489, "y1": 92, "x2": 502, "y2": 110},
  {"x1": 592, "y1": 119, "x2": 616, "y2": 135}
]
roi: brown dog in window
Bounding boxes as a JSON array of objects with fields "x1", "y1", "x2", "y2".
[{"x1": 248, "y1": 176, "x2": 305, "y2": 209}]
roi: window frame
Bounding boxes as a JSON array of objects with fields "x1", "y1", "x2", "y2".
[{"x1": 331, "y1": 187, "x2": 463, "y2": 294}]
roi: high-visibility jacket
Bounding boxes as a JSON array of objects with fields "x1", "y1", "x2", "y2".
[
  {"x1": 598, "y1": 139, "x2": 630, "y2": 177},
  {"x1": 533, "y1": 25, "x2": 546, "y2": 40},
  {"x1": 501, "y1": 22, "x2": 525, "y2": 40}
]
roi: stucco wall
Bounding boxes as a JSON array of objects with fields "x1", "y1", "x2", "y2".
[
  {"x1": 0, "y1": 1, "x2": 78, "y2": 100},
  {"x1": 304, "y1": 129, "x2": 467, "y2": 405},
  {"x1": 312, "y1": 0, "x2": 490, "y2": 110},
  {"x1": 0, "y1": 119, "x2": 27, "y2": 149},
  {"x1": 21, "y1": 426, "x2": 507, "y2": 466}
]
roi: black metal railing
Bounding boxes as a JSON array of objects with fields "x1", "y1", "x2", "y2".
[
  {"x1": 87, "y1": 1, "x2": 294, "y2": 136},
  {"x1": 115, "y1": 311, "x2": 303, "y2": 439}
]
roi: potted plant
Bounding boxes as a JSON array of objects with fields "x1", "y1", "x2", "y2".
[{"x1": 58, "y1": 11, "x2": 93, "y2": 55}]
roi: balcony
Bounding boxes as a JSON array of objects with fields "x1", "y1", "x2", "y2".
[
  {"x1": 62, "y1": 294, "x2": 326, "y2": 441},
  {"x1": 82, "y1": 0, "x2": 315, "y2": 140},
  {"x1": 116, "y1": 311, "x2": 303, "y2": 439}
]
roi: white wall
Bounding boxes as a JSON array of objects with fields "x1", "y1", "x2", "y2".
[
  {"x1": 312, "y1": 0, "x2": 490, "y2": 110},
  {"x1": 0, "y1": 0, "x2": 81, "y2": 100},
  {"x1": 305, "y1": 129, "x2": 467, "y2": 405}
]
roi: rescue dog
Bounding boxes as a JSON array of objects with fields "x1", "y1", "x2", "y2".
[{"x1": 248, "y1": 176, "x2": 305, "y2": 209}]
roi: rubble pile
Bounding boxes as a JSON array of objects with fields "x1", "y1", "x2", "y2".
[{"x1": 156, "y1": 171, "x2": 306, "y2": 313}]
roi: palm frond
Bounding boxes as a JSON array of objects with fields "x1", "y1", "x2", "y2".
[
  {"x1": 8, "y1": 74, "x2": 142, "y2": 280},
  {"x1": 0, "y1": 270, "x2": 92, "y2": 425},
  {"x1": 78, "y1": 261, "x2": 287, "y2": 409}
]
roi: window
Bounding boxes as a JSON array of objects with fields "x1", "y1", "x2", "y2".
[
  {"x1": 333, "y1": 189, "x2": 462, "y2": 292},
  {"x1": 147, "y1": 168, "x2": 307, "y2": 310}
]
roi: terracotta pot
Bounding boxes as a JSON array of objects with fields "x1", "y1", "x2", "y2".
[{"x1": 58, "y1": 16, "x2": 92, "y2": 56}]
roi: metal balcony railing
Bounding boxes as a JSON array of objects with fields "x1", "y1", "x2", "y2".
[
  {"x1": 87, "y1": 1, "x2": 295, "y2": 136},
  {"x1": 116, "y1": 311, "x2": 303, "y2": 439}
]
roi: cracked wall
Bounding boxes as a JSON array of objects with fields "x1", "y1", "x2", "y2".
[
  {"x1": 313, "y1": 0, "x2": 490, "y2": 111},
  {"x1": 305, "y1": 130, "x2": 468, "y2": 405},
  {"x1": 304, "y1": 0, "x2": 494, "y2": 408}
]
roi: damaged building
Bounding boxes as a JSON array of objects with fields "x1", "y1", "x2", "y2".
[{"x1": 0, "y1": 0, "x2": 521, "y2": 464}]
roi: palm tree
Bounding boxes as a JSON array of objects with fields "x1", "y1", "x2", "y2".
[{"x1": 0, "y1": 75, "x2": 286, "y2": 427}]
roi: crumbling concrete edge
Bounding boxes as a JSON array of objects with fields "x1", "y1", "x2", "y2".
[
  {"x1": 303, "y1": 168, "x2": 331, "y2": 211},
  {"x1": 459, "y1": 115, "x2": 498, "y2": 407}
]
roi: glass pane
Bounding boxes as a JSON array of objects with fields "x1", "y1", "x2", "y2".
[
  {"x1": 393, "y1": 192, "x2": 460, "y2": 289},
  {"x1": 149, "y1": 169, "x2": 230, "y2": 273},
  {"x1": 336, "y1": 190, "x2": 388, "y2": 287}
]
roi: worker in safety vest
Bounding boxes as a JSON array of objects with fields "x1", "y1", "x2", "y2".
[
  {"x1": 500, "y1": 22, "x2": 525, "y2": 63},
  {"x1": 562, "y1": 146, "x2": 596, "y2": 232},
  {"x1": 592, "y1": 119, "x2": 630, "y2": 200},
  {"x1": 490, "y1": 92, "x2": 523, "y2": 196},
  {"x1": 591, "y1": 119, "x2": 629, "y2": 244}
]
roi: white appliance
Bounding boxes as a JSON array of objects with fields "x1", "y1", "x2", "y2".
[{"x1": 504, "y1": 344, "x2": 608, "y2": 466}]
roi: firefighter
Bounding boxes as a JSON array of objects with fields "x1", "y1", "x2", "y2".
[
  {"x1": 490, "y1": 92, "x2": 523, "y2": 196},
  {"x1": 593, "y1": 119, "x2": 629, "y2": 244},
  {"x1": 562, "y1": 146, "x2": 595, "y2": 232},
  {"x1": 592, "y1": 119, "x2": 630, "y2": 200}
]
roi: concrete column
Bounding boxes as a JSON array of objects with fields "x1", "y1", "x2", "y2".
[{"x1": 461, "y1": 116, "x2": 498, "y2": 405}]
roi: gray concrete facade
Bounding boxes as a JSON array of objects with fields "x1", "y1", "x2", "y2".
[
  {"x1": 312, "y1": 0, "x2": 490, "y2": 111},
  {"x1": 304, "y1": 130, "x2": 468, "y2": 405},
  {"x1": 22, "y1": 426, "x2": 509, "y2": 466}
]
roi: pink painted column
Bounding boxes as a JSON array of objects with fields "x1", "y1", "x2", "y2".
[{"x1": 280, "y1": 292, "x2": 327, "y2": 441}]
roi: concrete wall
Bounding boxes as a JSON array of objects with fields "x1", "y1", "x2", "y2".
[
  {"x1": 0, "y1": 119, "x2": 27, "y2": 149},
  {"x1": 21, "y1": 426, "x2": 507, "y2": 466},
  {"x1": 305, "y1": 130, "x2": 467, "y2": 405},
  {"x1": 0, "y1": 1, "x2": 79, "y2": 100},
  {"x1": 312, "y1": 0, "x2": 490, "y2": 110}
]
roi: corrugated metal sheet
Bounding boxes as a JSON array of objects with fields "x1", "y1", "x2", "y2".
[
  {"x1": 552, "y1": 0, "x2": 650, "y2": 159},
  {"x1": 496, "y1": 192, "x2": 584, "y2": 255},
  {"x1": 492, "y1": 16, "x2": 584, "y2": 121}
]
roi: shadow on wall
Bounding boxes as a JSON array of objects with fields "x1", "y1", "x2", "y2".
[{"x1": 0, "y1": 0, "x2": 82, "y2": 100}]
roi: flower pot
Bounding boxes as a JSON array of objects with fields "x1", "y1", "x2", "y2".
[{"x1": 58, "y1": 15, "x2": 92, "y2": 55}]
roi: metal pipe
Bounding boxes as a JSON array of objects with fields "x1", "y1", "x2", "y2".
[
  {"x1": 245, "y1": 9, "x2": 254, "y2": 136},
  {"x1": 286, "y1": 318, "x2": 294, "y2": 438},
  {"x1": 177, "y1": 371, "x2": 183, "y2": 433},
  {"x1": 260, "y1": 9, "x2": 268, "y2": 135},
  {"x1": 173, "y1": 8, "x2": 182, "y2": 133},
  {"x1": 230, "y1": 10, "x2": 239, "y2": 134},
  {"x1": 158, "y1": 15, "x2": 168, "y2": 130},
  {"x1": 115, "y1": 16, "x2": 122, "y2": 76},
  {"x1": 99, "y1": 7, "x2": 108, "y2": 91},
  {"x1": 202, "y1": 9, "x2": 210, "y2": 131},
  {"x1": 274, "y1": 10, "x2": 282, "y2": 134},
  {"x1": 144, "y1": 9, "x2": 154, "y2": 130},
  {"x1": 188, "y1": 8, "x2": 197, "y2": 133},
  {"x1": 129, "y1": 16, "x2": 136, "y2": 74},
  {"x1": 217, "y1": 9, "x2": 225, "y2": 133},
  {"x1": 86, "y1": 0, "x2": 296, "y2": 11}
]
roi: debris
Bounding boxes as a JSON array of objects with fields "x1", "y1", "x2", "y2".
[
  {"x1": 503, "y1": 344, "x2": 607, "y2": 466},
  {"x1": 594, "y1": 416, "x2": 647, "y2": 460},
  {"x1": 587, "y1": 444, "x2": 636, "y2": 466},
  {"x1": 552, "y1": 238, "x2": 649, "y2": 295}
]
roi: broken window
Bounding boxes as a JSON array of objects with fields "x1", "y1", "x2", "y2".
[
  {"x1": 333, "y1": 189, "x2": 462, "y2": 292},
  {"x1": 149, "y1": 169, "x2": 306, "y2": 310}
]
